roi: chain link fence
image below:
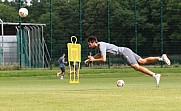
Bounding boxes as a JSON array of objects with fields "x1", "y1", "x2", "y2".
[{"x1": 53, "y1": 0, "x2": 181, "y2": 67}]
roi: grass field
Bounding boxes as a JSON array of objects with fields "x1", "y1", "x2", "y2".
[{"x1": 0, "y1": 68, "x2": 180, "y2": 111}]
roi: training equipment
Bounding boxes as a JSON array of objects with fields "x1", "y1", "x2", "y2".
[
  {"x1": 117, "y1": 80, "x2": 125, "y2": 87},
  {"x1": 19, "y1": 8, "x2": 28, "y2": 17},
  {"x1": 67, "y1": 36, "x2": 81, "y2": 83}
]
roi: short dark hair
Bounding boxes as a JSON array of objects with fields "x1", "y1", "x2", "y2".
[
  {"x1": 88, "y1": 35, "x2": 98, "y2": 43},
  {"x1": 62, "y1": 53, "x2": 66, "y2": 56}
]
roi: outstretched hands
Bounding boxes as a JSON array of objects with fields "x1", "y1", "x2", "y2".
[{"x1": 84, "y1": 56, "x2": 94, "y2": 65}]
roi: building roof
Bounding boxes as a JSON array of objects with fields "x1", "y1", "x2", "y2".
[
  {"x1": 0, "y1": 22, "x2": 46, "y2": 35},
  {"x1": 0, "y1": 22, "x2": 46, "y2": 26}
]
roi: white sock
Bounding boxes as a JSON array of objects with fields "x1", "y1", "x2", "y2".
[
  {"x1": 152, "y1": 73, "x2": 157, "y2": 78},
  {"x1": 158, "y1": 57, "x2": 163, "y2": 61}
]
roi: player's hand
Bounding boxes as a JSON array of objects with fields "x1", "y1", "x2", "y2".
[
  {"x1": 84, "y1": 59, "x2": 90, "y2": 65},
  {"x1": 88, "y1": 56, "x2": 93, "y2": 58},
  {"x1": 88, "y1": 56, "x2": 94, "y2": 61}
]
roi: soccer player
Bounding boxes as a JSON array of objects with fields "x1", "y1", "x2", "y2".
[
  {"x1": 56, "y1": 53, "x2": 67, "y2": 80},
  {"x1": 68, "y1": 62, "x2": 79, "y2": 78},
  {"x1": 84, "y1": 35, "x2": 171, "y2": 87}
]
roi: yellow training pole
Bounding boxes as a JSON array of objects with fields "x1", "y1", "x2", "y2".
[{"x1": 67, "y1": 36, "x2": 81, "y2": 83}]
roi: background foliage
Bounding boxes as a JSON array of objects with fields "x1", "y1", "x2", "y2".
[{"x1": 0, "y1": 0, "x2": 180, "y2": 65}]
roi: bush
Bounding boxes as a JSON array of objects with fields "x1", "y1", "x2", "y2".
[{"x1": 0, "y1": 64, "x2": 20, "y2": 71}]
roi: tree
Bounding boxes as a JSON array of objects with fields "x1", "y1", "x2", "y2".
[
  {"x1": 0, "y1": 3, "x2": 19, "y2": 22},
  {"x1": 164, "y1": 0, "x2": 181, "y2": 54},
  {"x1": 1, "y1": 0, "x2": 180, "y2": 63},
  {"x1": 83, "y1": 0, "x2": 108, "y2": 41},
  {"x1": 110, "y1": 0, "x2": 135, "y2": 47}
]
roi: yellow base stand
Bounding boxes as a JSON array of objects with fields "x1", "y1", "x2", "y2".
[
  {"x1": 69, "y1": 80, "x2": 79, "y2": 84},
  {"x1": 67, "y1": 36, "x2": 81, "y2": 84}
]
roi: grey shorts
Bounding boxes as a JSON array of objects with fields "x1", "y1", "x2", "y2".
[
  {"x1": 60, "y1": 65, "x2": 65, "y2": 72},
  {"x1": 121, "y1": 47, "x2": 141, "y2": 65}
]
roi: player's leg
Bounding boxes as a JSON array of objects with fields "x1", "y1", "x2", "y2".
[
  {"x1": 130, "y1": 64, "x2": 161, "y2": 87},
  {"x1": 138, "y1": 54, "x2": 171, "y2": 65},
  {"x1": 122, "y1": 48, "x2": 155, "y2": 76},
  {"x1": 60, "y1": 66, "x2": 65, "y2": 80},
  {"x1": 130, "y1": 64, "x2": 154, "y2": 76},
  {"x1": 68, "y1": 66, "x2": 72, "y2": 76},
  {"x1": 138, "y1": 57, "x2": 159, "y2": 65},
  {"x1": 122, "y1": 48, "x2": 161, "y2": 86},
  {"x1": 56, "y1": 67, "x2": 61, "y2": 77},
  {"x1": 75, "y1": 63, "x2": 78, "y2": 76},
  {"x1": 61, "y1": 72, "x2": 65, "y2": 80},
  {"x1": 56, "y1": 72, "x2": 60, "y2": 77},
  {"x1": 68, "y1": 65, "x2": 75, "y2": 76}
]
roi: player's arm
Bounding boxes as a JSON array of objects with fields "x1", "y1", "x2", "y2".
[
  {"x1": 84, "y1": 53, "x2": 100, "y2": 64},
  {"x1": 93, "y1": 53, "x2": 102, "y2": 59},
  {"x1": 89, "y1": 53, "x2": 106, "y2": 62},
  {"x1": 84, "y1": 53, "x2": 106, "y2": 63},
  {"x1": 63, "y1": 59, "x2": 67, "y2": 64},
  {"x1": 84, "y1": 59, "x2": 90, "y2": 64}
]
